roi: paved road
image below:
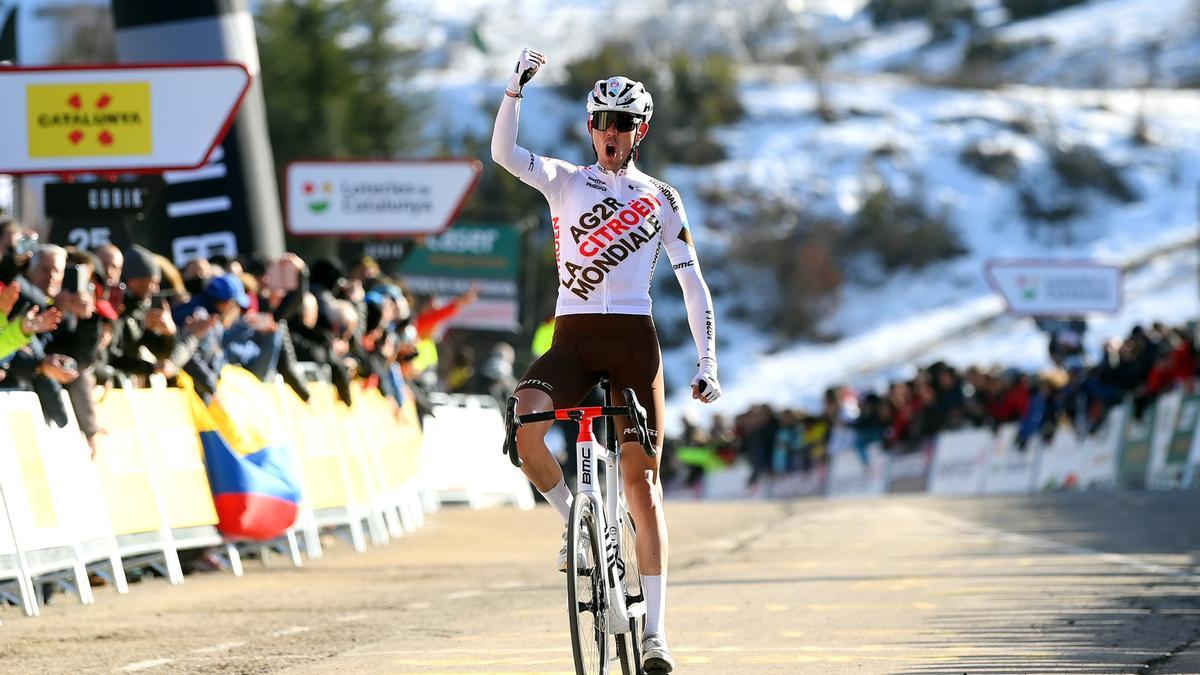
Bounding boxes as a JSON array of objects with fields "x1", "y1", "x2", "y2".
[{"x1": 3, "y1": 492, "x2": 1200, "y2": 674}]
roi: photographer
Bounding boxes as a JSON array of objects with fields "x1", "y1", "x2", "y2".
[
  {"x1": 44, "y1": 251, "x2": 112, "y2": 448},
  {"x1": 107, "y1": 245, "x2": 178, "y2": 383}
]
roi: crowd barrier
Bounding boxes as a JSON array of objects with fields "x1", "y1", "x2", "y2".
[
  {"x1": 680, "y1": 390, "x2": 1200, "y2": 501},
  {"x1": 0, "y1": 365, "x2": 442, "y2": 621},
  {"x1": 420, "y1": 393, "x2": 535, "y2": 510}
]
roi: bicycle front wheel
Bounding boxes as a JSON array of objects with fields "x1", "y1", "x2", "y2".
[
  {"x1": 614, "y1": 507, "x2": 644, "y2": 675},
  {"x1": 567, "y1": 493, "x2": 609, "y2": 675}
]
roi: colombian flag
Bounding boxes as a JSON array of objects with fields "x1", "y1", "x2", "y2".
[{"x1": 182, "y1": 367, "x2": 300, "y2": 540}]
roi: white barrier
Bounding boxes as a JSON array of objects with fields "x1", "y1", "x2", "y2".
[
  {"x1": 981, "y1": 425, "x2": 1038, "y2": 494},
  {"x1": 1078, "y1": 402, "x2": 1126, "y2": 489},
  {"x1": 826, "y1": 445, "x2": 887, "y2": 498},
  {"x1": 885, "y1": 446, "x2": 933, "y2": 493},
  {"x1": 1034, "y1": 426, "x2": 1086, "y2": 491},
  {"x1": 0, "y1": 393, "x2": 95, "y2": 614},
  {"x1": 421, "y1": 394, "x2": 534, "y2": 510},
  {"x1": 928, "y1": 428, "x2": 989, "y2": 495},
  {"x1": 1146, "y1": 391, "x2": 1182, "y2": 489},
  {"x1": 44, "y1": 394, "x2": 128, "y2": 595}
]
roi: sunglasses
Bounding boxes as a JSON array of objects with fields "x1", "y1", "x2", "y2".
[{"x1": 591, "y1": 110, "x2": 642, "y2": 133}]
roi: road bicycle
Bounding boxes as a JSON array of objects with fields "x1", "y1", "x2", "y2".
[{"x1": 504, "y1": 381, "x2": 657, "y2": 675}]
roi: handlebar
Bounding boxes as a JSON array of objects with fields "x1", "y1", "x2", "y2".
[{"x1": 501, "y1": 388, "x2": 656, "y2": 468}]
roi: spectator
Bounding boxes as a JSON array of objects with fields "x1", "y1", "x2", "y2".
[
  {"x1": 44, "y1": 251, "x2": 110, "y2": 451},
  {"x1": 108, "y1": 245, "x2": 178, "y2": 383},
  {"x1": 3, "y1": 245, "x2": 76, "y2": 425},
  {"x1": 463, "y1": 342, "x2": 518, "y2": 409}
]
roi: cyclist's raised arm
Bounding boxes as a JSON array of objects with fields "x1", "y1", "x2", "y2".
[
  {"x1": 659, "y1": 182, "x2": 722, "y2": 403},
  {"x1": 491, "y1": 48, "x2": 575, "y2": 197}
]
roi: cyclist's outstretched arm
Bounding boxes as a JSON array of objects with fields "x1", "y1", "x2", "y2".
[
  {"x1": 491, "y1": 48, "x2": 575, "y2": 195},
  {"x1": 660, "y1": 183, "x2": 721, "y2": 403}
]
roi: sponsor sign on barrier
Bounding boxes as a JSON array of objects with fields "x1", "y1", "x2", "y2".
[
  {"x1": 826, "y1": 446, "x2": 887, "y2": 498},
  {"x1": 1166, "y1": 394, "x2": 1200, "y2": 488},
  {"x1": 1079, "y1": 402, "x2": 1126, "y2": 489},
  {"x1": 93, "y1": 392, "x2": 169, "y2": 536},
  {"x1": 886, "y1": 445, "x2": 933, "y2": 494},
  {"x1": 1147, "y1": 391, "x2": 1185, "y2": 489},
  {"x1": 928, "y1": 428, "x2": 989, "y2": 495},
  {"x1": 982, "y1": 425, "x2": 1038, "y2": 494},
  {"x1": 1035, "y1": 428, "x2": 1086, "y2": 491},
  {"x1": 1118, "y1": 402, "x2": 1155, "y2": 489},
  {"x1": 768, "y1": 468, "x2": 827, "y2": 499},
  {"x1": 128, "y1": 389, "x2": 220, "y2": 529}
]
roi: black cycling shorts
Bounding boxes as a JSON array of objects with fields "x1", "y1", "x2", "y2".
[{"x1": 516, "y1": 313, "x2": 664, "y2": 446}]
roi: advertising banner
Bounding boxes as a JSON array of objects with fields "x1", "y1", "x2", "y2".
[
  {"x1": 885, "y1": 444, "x2": 933, "y2": 493},
  {"x1": 287, "y1": 160, "x2": 481, "y2": 237},
  {"x1": 928, "y1": 428, "x2": 990, "y2": 495},
  {"x1": 1148, "y1": 392, "x2": 1195, "y2": 489},
  {"x1": 981, "y1": 425, "x2": 1037, "y2": 494},
  {"x1": 1034, "y1": 429, "x2": 1085, "y2": 491},
  {"x1": 1118, "y1": 402, "x2": 1155, "y2": 489},
  {"x1": 986, "y1": 260, "x2": 1121, "y2": 316},
  {"x1": 1079, "y1": 402, "x2": 1126, "y2": 488},
  {"x1": 826, "y1": 445, "x2": 888, "y2": 498},
  {"x1": 768, "y1": 468, "x2": 827, "y2": 499},
  {"x1": 396, "y1": 223, "x2": 521, "y2": 332}
]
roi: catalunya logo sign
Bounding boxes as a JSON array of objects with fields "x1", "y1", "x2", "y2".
[
  {"x1": 0, "y1": 63, "x2": 250, "y2": 175},
  {"x1": 27, "y1": 82, "x2": 152, "y2": 157}
]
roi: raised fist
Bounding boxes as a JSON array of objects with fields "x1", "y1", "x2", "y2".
[{"x1": 506, "y1": 48, "x2": 547, "y2": 97}]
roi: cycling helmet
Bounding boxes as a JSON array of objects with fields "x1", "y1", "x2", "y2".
[{"x1": 586, "y1": 76, "x2": 653, "y2": 122}]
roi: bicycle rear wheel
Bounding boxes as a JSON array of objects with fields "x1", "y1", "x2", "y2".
[
  {"x1": 567, "y1": 494, "x2": 609, "y2": 675},
  {"x1": 614, "y1": 507, "x2": 644, "y2": 675}
]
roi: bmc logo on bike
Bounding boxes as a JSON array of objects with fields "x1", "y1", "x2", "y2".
[{"x1": 581, "y1": 444, "x2": 592, "y2": 485}]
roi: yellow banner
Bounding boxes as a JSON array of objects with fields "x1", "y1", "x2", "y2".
[
  {"x1": 8, "y1": 410, "x2": 58, "y2": 530},
  {"x1": 27, "y1": 82, "x2": 152, "y2": 157}
]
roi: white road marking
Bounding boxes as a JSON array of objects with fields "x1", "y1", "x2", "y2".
[
  {"x1": 912, "y1": 508, "x2": 1200, "y2": 580},
  {"x1": 272, "y1": 626, "x2": 311, "y2": 637},
  {"x1": 446, "y1": 589, "x2": 483, "y2": 600},
  {"x1": 191, "y1": 641, "x2": 245, "y2": 654},
  {"x1": 120, "y1": 658, "x2": 173, "y2": 671},
  {"x1": 334, "y1": 612, "x2": 369, "y2": 623}
]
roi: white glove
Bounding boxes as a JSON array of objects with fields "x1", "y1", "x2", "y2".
[
  {"x1": 691, "y1": 357, "x2": 721, "y2": 403},
  {"x1": 506, "y1": 48, "x2": 546, "y2": 97}
]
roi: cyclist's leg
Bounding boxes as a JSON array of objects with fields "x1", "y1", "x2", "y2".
[
  {"x1": 611, "y1": 321, "x2": 673, "y2": 669},
  {"x1": 614, "y1": 363, "x2": 667, "y2": 575},
  {"x1": 514, "y1": 337, "x2": 592, "y2": 519}
]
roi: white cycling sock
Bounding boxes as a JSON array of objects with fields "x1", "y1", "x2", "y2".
[
  {"x1": 643, "y1": 573, "x2": 666, "y2": 640},
  {"x1": 540, "y1": 478, "x2": 572, "y2": 524}
]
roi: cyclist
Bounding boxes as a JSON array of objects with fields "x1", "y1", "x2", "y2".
[{"x1": 491, "y1": 48, "x2": 721, "y2": 674}]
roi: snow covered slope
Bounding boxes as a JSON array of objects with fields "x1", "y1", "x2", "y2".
[{"x1": 393, "y1": 0, "x2": 1200, "y2": 432}]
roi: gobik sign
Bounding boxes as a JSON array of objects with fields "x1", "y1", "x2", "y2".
[{"x1": 0, "y1": 63, "x2": 250, "y2": 174}]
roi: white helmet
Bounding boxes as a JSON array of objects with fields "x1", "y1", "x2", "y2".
[{"x1": 586, "y1": 76, "x2": 653, "y2": 122}]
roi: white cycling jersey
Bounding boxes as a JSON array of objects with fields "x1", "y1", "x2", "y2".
[{"x1": 491, "y1": 94, "x2": 716, "y2": 362}]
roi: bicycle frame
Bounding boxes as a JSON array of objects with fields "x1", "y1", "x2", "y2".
[
  {"x1": 565, "y1": 404, "x2": 635, "y2": 632},
  {"x1": 503, "y1": 384, "x2": 655, "y2": 634}
]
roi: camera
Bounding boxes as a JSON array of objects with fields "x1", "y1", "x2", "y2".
[{"x1": 14, "y1": 233, "x2": 37, "y2": 257}]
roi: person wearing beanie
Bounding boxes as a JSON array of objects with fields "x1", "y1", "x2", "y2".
[{"x1": 107, "y1": 245, "x2": 178, "y2": 380}]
